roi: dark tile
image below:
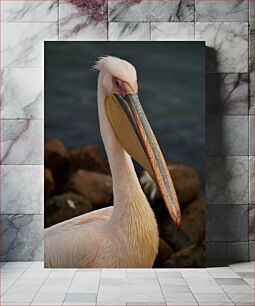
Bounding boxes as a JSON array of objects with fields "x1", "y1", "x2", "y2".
[
  {"x1": 249, "y1": 204, "x2": 254, "y2": 241},
  {"x1": 249, "y1": 24, "x2": 254, "y2": 114},
  {"x1": 206, "y1": 73, "x2": 248, "y2": 116},
  {"x1": 206, "y1": 242, "x2": 227, "y2": 266},
  {"x1": 216, "y1": 278, "x2": 247, "y2": 285},
  {"x1": 249, "y1": 116, "x2": 254, "y2": 155},
  {"x1": 206, "y1": 116, "x2": 248, "y2": 156},
  {"x1": 206, "y1": 205, "x2": 249, "y2": 242},
  {"x1": 206, "y1": 157, "x2": 248, "y2": 204},
  {"x1": 227, "y1": 242, "x2": 249, "y2": 263},
  {"x1": 249, "y1": 157, "x2": 254, "y2": 205},
  {"x1": 250, "y1": 0, "x2": 254, "y2": 21},
  {"x1": 249, "y1": 70, "x2": 254, "y2": 115},
  {"x1": 249, "y1": 241, "x2": 254, "y2": 260}
]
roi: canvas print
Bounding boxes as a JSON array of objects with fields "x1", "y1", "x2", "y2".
[{"x1": 44, "y1": 42, "x2": 205, "y2": 268}]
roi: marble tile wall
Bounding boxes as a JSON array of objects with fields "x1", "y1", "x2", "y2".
[{"x1": 0, "y1": 0, "x2": 254, "y2": 264}]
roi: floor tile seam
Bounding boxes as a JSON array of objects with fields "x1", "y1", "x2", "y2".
[
  {"x1": 29, "y1": 268, "x2": 54, "y2": 304},
  {"x1": 1, "y1": 262, "x2": 33, "y2": 296},
  {"x1": 179, "y1": 271, "x2": 199, "y2": 305},
  {"x1": 61, "y1": 268, "x2": 78, "y2": 305},
  {"x1": 154, "y1": 267, "x2": 167, "y2": 306},
  {"x1": 95, "y1": 269, "x2": 103, "y2": 305}
]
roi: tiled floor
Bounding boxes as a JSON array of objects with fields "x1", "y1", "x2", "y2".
[{"x1": 1, "y1": 262, "x2": 254, "y2": 305}]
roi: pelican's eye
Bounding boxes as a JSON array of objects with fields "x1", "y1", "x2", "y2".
[{"x1": 115, "y1": 80, "x2": 120, "y2": 86}]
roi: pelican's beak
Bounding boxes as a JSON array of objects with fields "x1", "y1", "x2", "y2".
[{"x1": 105, "y1": 93, "x2": 181, "y2": 228}]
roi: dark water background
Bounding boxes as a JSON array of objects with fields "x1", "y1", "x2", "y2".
[{"x1": 45, "y1": 42, "x2": 205, "y2": 190}]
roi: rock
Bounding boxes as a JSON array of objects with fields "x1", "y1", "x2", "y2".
[
  {"x1": 69, "y1": 144, "x2": 110, "y2": 175},
  {"x1": 168, "y1": 164, "x2": 200, "y2": 205},
  {"x1": 160, "y1": 218, "x2": 191, "y2": 251},
  {"x1": 181, "y1": 198, "x2": 205, "y2": 244},
  {"x1": 45, "y1": 192, "x2": 92, "y2": 228},
  {"x1": 44, "y1": 168, "x2": 55, "y2": 200},
  {"x1": 45, "y1": 138, "x2": 70, "y2": 187},
  {"x1": 64, "y1": 169, "x2": 113, "y2": 210},
  {"x1": 153, "y1": 238, "x2": 174, "y2": 268},
  {"x1": 163, "y1": 243, "x2": 205, "y2": 268},
  {"x1": 139, "y1": 163, "x2": 200, "y2": 205}
]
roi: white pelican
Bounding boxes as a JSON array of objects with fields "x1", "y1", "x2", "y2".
[{"x1": 45, "y1": 56, "x2": 181, "y2": 268}]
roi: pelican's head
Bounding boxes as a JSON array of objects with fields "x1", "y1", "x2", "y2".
[
  {"x1": 95, "y1": 56, "x2": 138, "y2": 96},
  {"x1": 95, "y1": 56, "x2": 181, "y2": 228}
]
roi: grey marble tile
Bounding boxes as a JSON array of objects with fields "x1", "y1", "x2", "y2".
[
  {"x1": 227, "y1": 242, "x2": 249, "y2": 263},
  {"x1": 206, "y1": 205, "x2": 249, "y2": 241},
  {"x1": 216, "y1": 278, "x2": 247, "y2": 286},
  {"x1": 109, "y1": 22, "x2": 150, "y2": 41},
  {"x1": 249, "y1": 70, "x2": 254, "y2": 115},
  {"x1": 64, "y1": 293, "x2": 97, "y2": 303},
  {"x1": 227, "y1": 292, "x2": 254, "y2": 305},
  {"x1": 206, "y1": 158, "x2": 225, "y2": 204},
  {"x1": 250, "y1": 0, "x2": 254, "y2": 21},
  {"x1": 237, "y1": 272, "x2": 254, "y2": 279},
  {"x1": 249, "y1": 204, "x2": 254, "y2": 240},
  {"x1": 195, "y1": 22, "x2": 248, "y2": 73},
  {"x1": 230, "y1": 262, "x2": 254, "y2": 272},
  {"x1": 160, "y1": 284, "x2": 191, "y2": 294},
  {"x1": 1, "y1": 165, "x2": 43, "y2": 214},
  {"x1": 1, "y1": 214, "x2": 43, "y2": 261},
  {"x1": 127, "y1": 303, "x2": 166, "y2": 306},
  {"x1": 206, "y1": 73, "x2": 248, "y2": 116},
  {"x1": 151, "y1": 22, "x2": 194, "y2": 40},
  {"x1": 196, "y1": 0, "x2": 248, "y2": 22},
  {"x1": 2, "y1": 0, "x2": 58, "y2": 22},
  {"x1": 249, "y1": 241, "x2": 254, "y2": 260},
  {"x1": 1, "y1": 68, "x2": 43, "y2": 119},
  {"x1": 206, "y1": 116, "x2": 248, "y2": 156},
  {"x1": 206, "y1": 242, "x2": 227, "y2": 266},
  {"x1": 2, "y1": 22, "x2": 57, "y2": 68},
  {"x1": 1, "y1": 119, "x2": 43, "y2": 165},
  {"x1": 249, "y1": 23, "x2": 254, "y2": 74},
  {"x1": 249, "y1": 156, "x2": 254, "y2": 205},
  {"x1": 193, "y1": 293, "x2": 233, "y2": 305},
  {"x1": 207, "y1": 267, "x2": 240, "y2": 278},
  {"x1": 249, "y1": 116, "x2": 254, "y2": 154},
  {"x1": 97, "y1": 281, "x2": 165, "y2": 304},
  {"x1": 59, "y1": 2, "x2": 107, "y2": 40},
  {"x1": 249, "y1": 24, "x2": 254, "y2": 114},
  {"x1": 206, "y1": 157, "x2": 249, "y2": 205},
  {"x1": 163, "y1": 293, "x2": 197, "y2": 305},
  {"x1": 108, "y1": 0, "x2": 195, "y2": 22}
]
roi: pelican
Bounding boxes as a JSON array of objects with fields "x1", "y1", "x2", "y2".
[{"x1": 45, "y1": 56, "x2": 181, "y2": 268}]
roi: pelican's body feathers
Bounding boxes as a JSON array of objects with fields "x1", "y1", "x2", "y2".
[{"x1": 45, "y1": 188, "x2": 158, "y2": 268}]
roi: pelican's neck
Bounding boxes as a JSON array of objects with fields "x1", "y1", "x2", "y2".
[{"x1": 97, "y1": 76, "x2": 143, "y2": 216}]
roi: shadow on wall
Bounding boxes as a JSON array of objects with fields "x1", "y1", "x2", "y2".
[{"x1": 205, "y1": 47, "x2": 228, "y2": 266}]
